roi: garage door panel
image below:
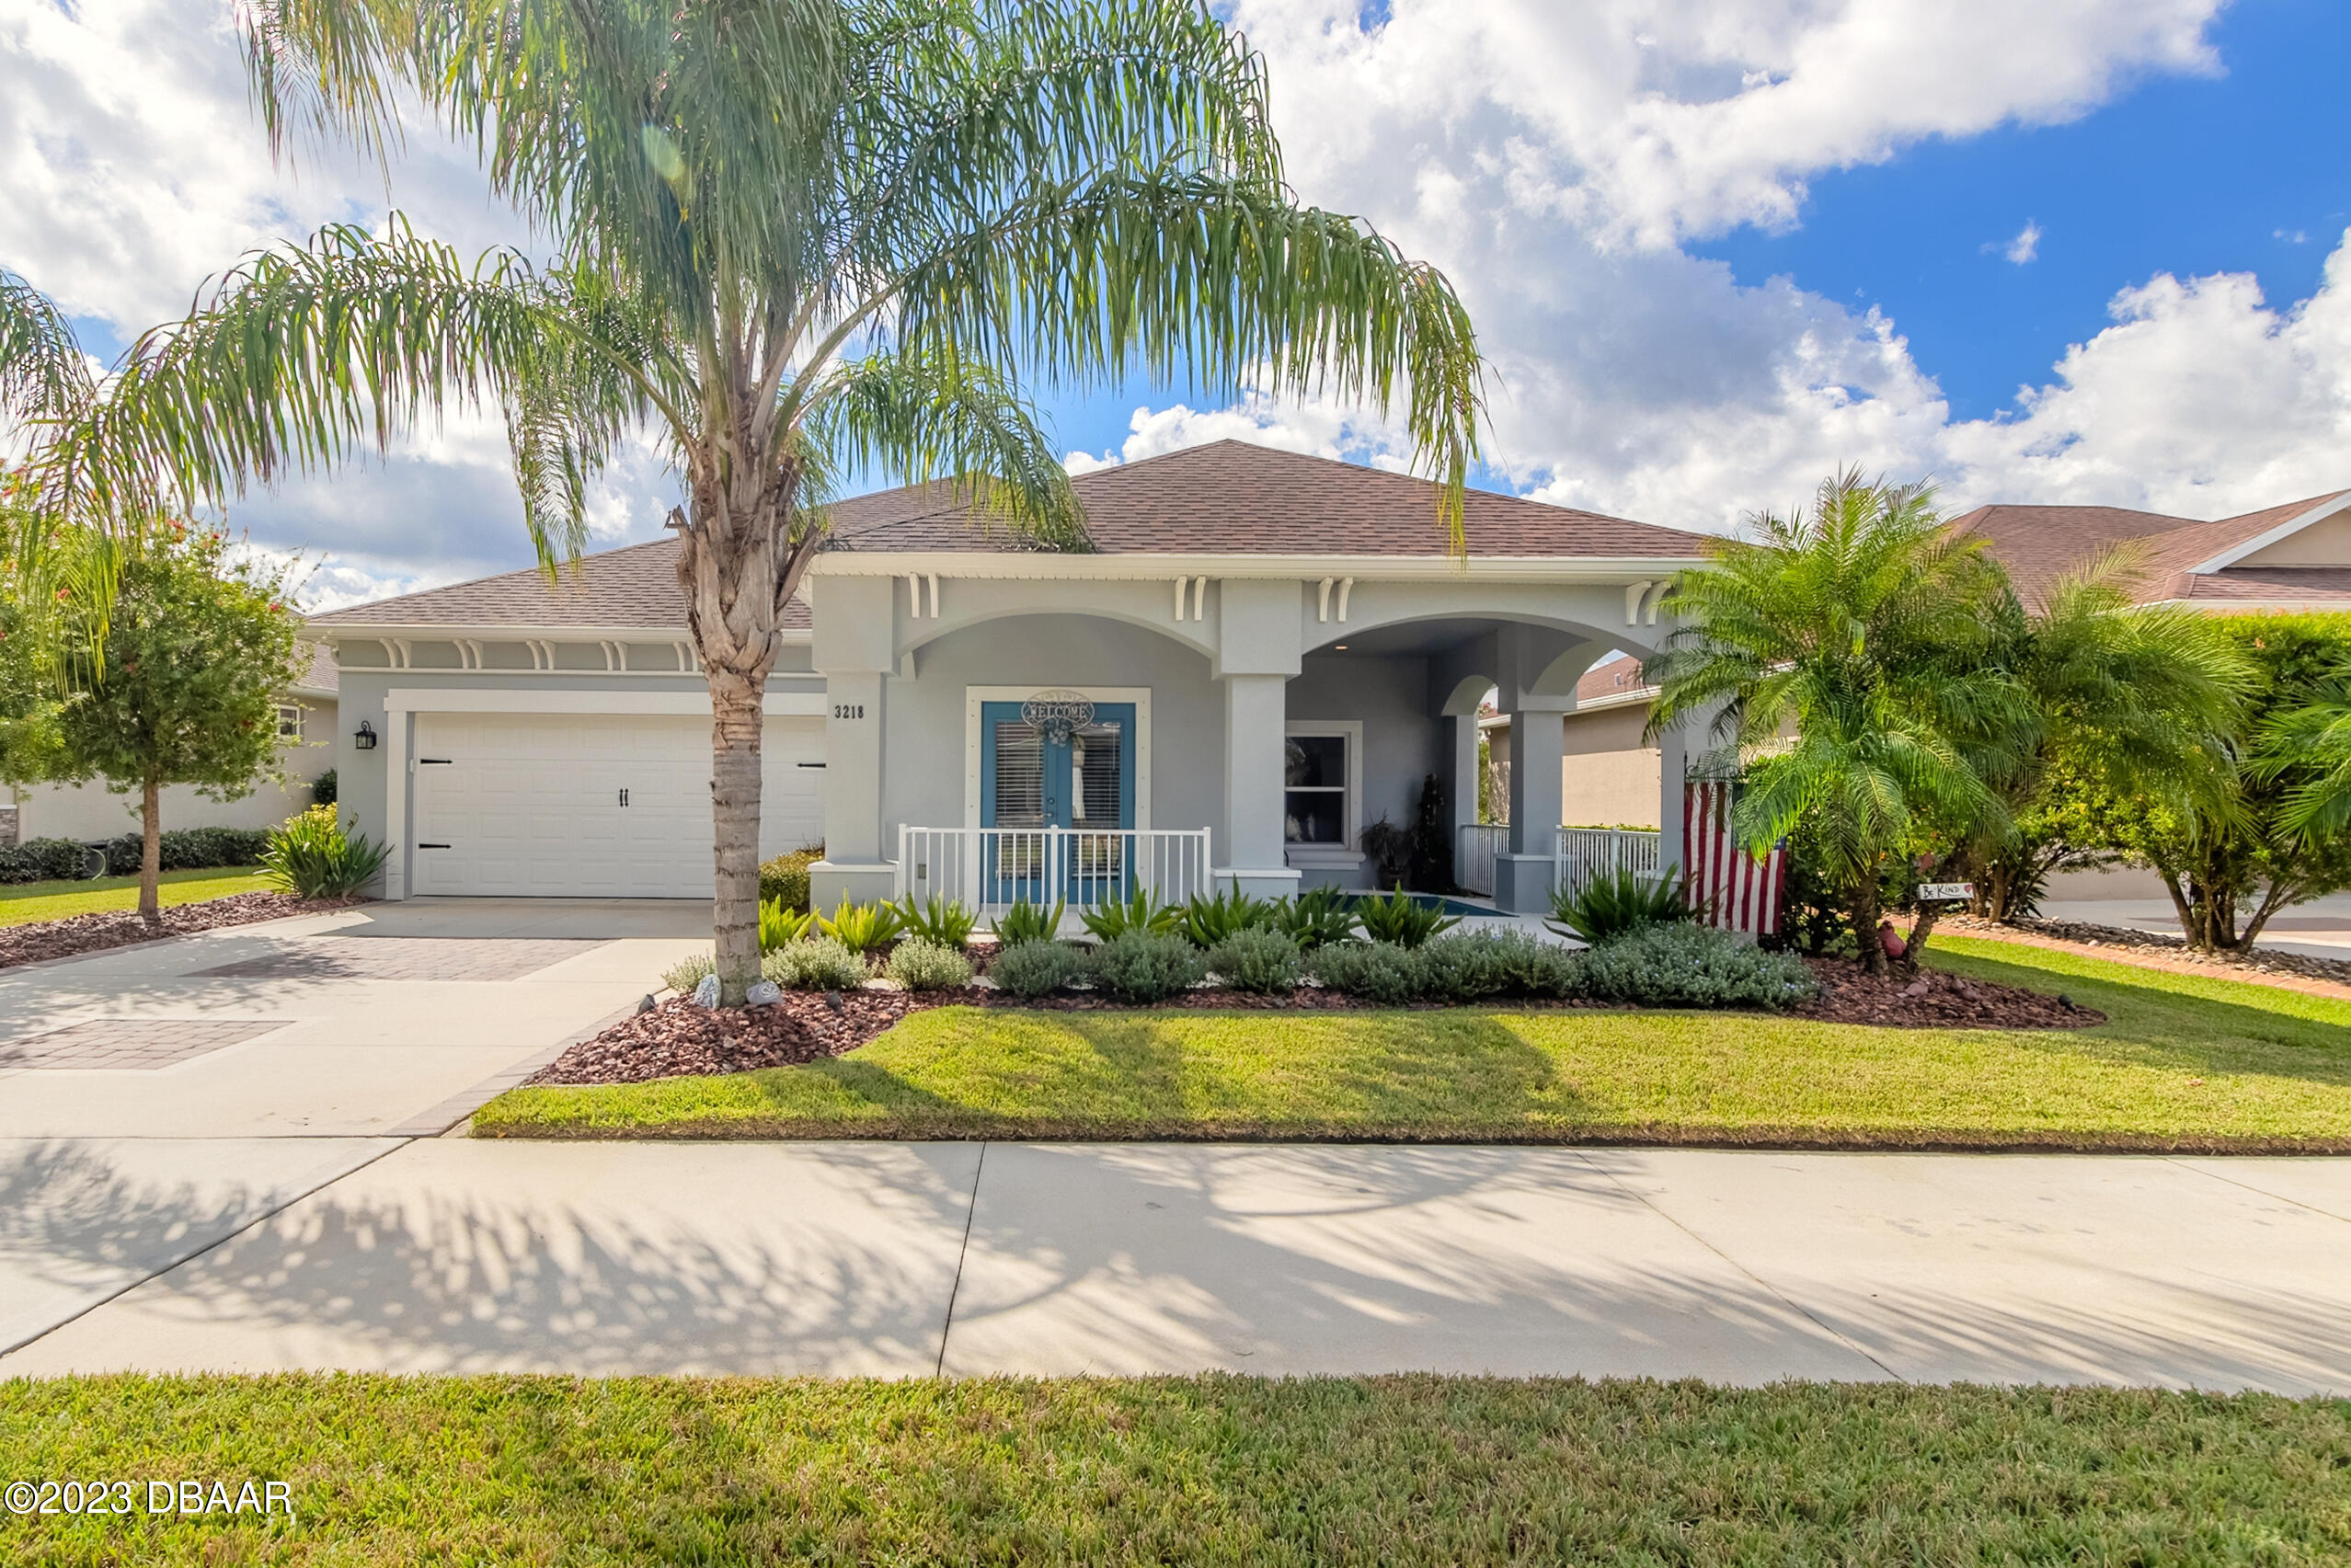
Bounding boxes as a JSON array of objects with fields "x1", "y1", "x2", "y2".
[{"x1": 409, "y1": 712, "x2": 825, "y2": 898}]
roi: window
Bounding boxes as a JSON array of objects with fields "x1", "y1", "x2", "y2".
[
  {"x1": 277, "y1": 704, "x2": 304, "y2": 740},
  {"x1": 1282, "y1": 725, "x2": 1359, "y2": 848}
]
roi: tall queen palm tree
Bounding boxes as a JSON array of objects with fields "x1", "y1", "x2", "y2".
[{"x1": 74, "y1": 0, "x2": 1485, "y2": 1000}]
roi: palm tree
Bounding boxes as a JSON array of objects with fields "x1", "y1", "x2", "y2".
[
  {"x1": 1963, "y1": 547, "x2": 2247, "y2": 921},
  {"x1": 61, "y1": 0, "x2": 1486, "y2": 1001},
  {"x1": 1646, "y1": 472, "x2": 2025, "y2": 974},
  {"x1": 2254, "y1": 675, "x2": 2351, "y2": 851}
]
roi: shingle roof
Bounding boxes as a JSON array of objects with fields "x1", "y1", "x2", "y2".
[
  {"x1": 312, "y1": 539, "x2": 814, "y2": 631},
  {"x1": 313, "y1": 442, "x2": 1708, "y2": 629},
  {"x1": 1955, "y1": 490, "x2": 2351, "y2": 607},
  {"x1": 292, "y1": 641, "x2": 339, "y2": 694},
  {"x1": 824, "y1": 441, "x2": 1707, "y2": 558},
  {"x1": 1575, "y1": 651, "x2": 1652, "y2": 704}
]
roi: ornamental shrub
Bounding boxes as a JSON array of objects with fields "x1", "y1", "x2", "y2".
[
  {"x1": 759, "y1": 898, "x2": 814, "y2": 952},
  {"x1": 1207, "y1": 928, "x2": 1302, "y2": 992},
  {"x1": 309, "y1": 769, "x2": 338, "y2": 807},
  {"x1": 258, "y1": 805, "x2": 388, "y2": 898},
  {"x1": 886, "y1": 936, "x2": 974, "y2": 991},
  {"x1": 987, "y1": 939, "x2": 1088, "y2": 999},
  {"x1": 1091, "y1": 930, "x2": 1208, "y2": 1002},
  {"x1": 1413, "y1": 931, "x2": 1515, "y2": 1002},
  {"x1": 1485, "y1": 930, "x2": 1585, "y2": 1000},
  {"x1": 0, "y1": 837, "x2": 93, "y2": 884},
  {"x1": 1273, "y1": 884, "x2": 1357, "y2": 949},
  {"x1": 662, "y1": 952, "x2": 717, "y2": 994},
  {"x1": 1547, "y1": 866, "x2": 1695, "y2": 945},
  {"x1": 763, "y1": 935, "x2": 868, "y2": 990},
  {"x1": 1176, "y1": 882, "x2": 1279, "y2": 947},
  {"x1": 1578, "y1": 922, "x2": 1818, "y2": 1010},
  {"x1": 757, "y1": 847, "x2": 820, "y2": 911},
  {"x1": 104, "y1": 826, "x2": 272, "y2": 876},
  {"x1": 1306, "y1": 941, "x2": 1425, "y2": 1004},
  {"x1": 1352, "y1": 886, "x2": 1458, "y2": 948}
]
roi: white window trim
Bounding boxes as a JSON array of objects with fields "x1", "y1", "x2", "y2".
[
  {"x1": 276, "y1": 704, "x2": 304, "y2": 740},
  {"x1": 1283, "y1": 719, "x2": 1362, "y2": 862},
  {"x1": 964, "y1": 685, "x2": 1153, "y2": 830}
]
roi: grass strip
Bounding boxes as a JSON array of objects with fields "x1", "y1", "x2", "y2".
[
  {"x1": 0, "y1": 869, "x2": 273, "y2": 927},
  {"x1": 475, "y1": 936, "x2": 2351, "y2": 1150},
  {"x1": 3, "y1": 1374, "x2": 2344, "y2": 1566}
]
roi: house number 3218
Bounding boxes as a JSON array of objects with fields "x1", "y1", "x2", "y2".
[{"x1": 832, "y1": 703, "x2": 866, "y2": 719}]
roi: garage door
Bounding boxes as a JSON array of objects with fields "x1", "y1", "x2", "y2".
[{"x1": 409, "y1": 713, "x2": 825, "y2": 897}]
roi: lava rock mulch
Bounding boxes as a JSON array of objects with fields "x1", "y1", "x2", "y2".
[
  {"x1": 530, "y1": 988, "x2": 923, "y2": 1085},
  {"x1": 0, "y1": 892, "x2": 372, "y2": 972},
  {"x1": 1792, "y1": 957, "x2": 2104, "y2": 1030}
]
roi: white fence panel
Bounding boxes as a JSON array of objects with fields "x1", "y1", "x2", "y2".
[
  {"x1": 1553, "y1": 827, "x2": 1663, "y2": 898},
  {"x1": 1455, "y1": 823, "x2": 1508, "y2": 897},
  {"x1": 897, "y1": 826, "x2": 1212, "y2": 912}
]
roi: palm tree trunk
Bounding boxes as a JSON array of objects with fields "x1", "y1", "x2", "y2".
[
  {"x1": 709, "y1": 665, "x2": 765, "y2": 1004},
  {"x1": 1851, "y1": 876, "x2": 1886, "y2": 976},
  {"x1": 139, "y1": 774, "x2": 162, "y2": 924}
]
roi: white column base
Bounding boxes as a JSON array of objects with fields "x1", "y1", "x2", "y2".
[
  {"x1": 1210, "y1": 865, "x2": 1304, "y2": 901},
  {"x1": 809, "y1": 860, "x2": 900, "y2": 910}
]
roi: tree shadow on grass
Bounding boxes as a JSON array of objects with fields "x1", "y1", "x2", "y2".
[{"x1": 1929, "y1": 947, "x2": 2351, "y2": 1089}]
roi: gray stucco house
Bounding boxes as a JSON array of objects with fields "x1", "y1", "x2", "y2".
[{"x1": 309, "y1": 441, "x2": 1708, "y2": 915}]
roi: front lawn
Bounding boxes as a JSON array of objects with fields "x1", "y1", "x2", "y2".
[
  {"x1": 475, "y1": 936, "x2": 2351, "y2": 1150},
  {"x1": 4, "y1": 1374, "x2": 2343, "y2": 1566},
  {"x1": 0, "y1": 868, "x2": 274, "y2": 927}
]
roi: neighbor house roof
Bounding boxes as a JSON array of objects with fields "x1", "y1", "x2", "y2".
[
  {"x1": 290, "y1": 642, "x2": 340, "y2": 697},
  {"x1": 314, "y1": 441, "x2": 1709, "y2": 630},
  {"x1": 1954, "y1": 489, "x2": 2351, "y2": 610}
]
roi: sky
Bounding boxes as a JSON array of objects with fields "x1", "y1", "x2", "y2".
[{"x1": 2, "y1": 0, "x2": 2346, "y2": 610}]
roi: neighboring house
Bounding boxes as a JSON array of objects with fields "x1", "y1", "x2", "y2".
[
  {"x1": 1485, "y1": 486, "x2": 2351, "y2": 890},
  {"x1": 1, "y1": 643, "x2": 339, "y2": 846},
  {"x1": 310, "y1": 441, "x2": 1709, "y2": 914}
]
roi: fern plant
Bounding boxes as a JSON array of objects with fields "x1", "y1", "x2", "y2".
[
  {"x1": 759, "y1": 898, "x2": 814, "y2": 952},
  {"x1": 1176, "y1": 881, "x2": 1279, "y2": 947},
  {"x1": 895, "y1": 893, "x2": 978, "y2": 949},
  {"x1": 817, "y1": 897, "x2": 906, "y2": 954},
  {"x1": 1079, "y1": 884, "x2": 1179, "y2": 942},
  {"x1": 1546, "y1": 866, "x2": 1695, "y2": 945},
  {"x1": 1353, "y1": 885, "x2": 1458, "y2": 949},
  {"x1": 990, "y1": 896, "x2": 1065, "y2": 946},
  {"x1": 1274, "y1": 884, "x2": 1358, "y2": 949}
]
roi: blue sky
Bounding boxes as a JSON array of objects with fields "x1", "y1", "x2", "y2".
[
  {"x1": 1690, "y1": 0, "x2": 2351, "y2": 424},
  {"x1": 3, "y1": 0, "x2": 2346, "y2": 602}
]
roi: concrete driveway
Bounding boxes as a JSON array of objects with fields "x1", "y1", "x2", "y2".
[
  {"x1": 0, "y1": 898, "x2": 707, "y2": 1353},
  {"x1": 3, "y1": 902, "x2": 2346, "y2": 1390}
]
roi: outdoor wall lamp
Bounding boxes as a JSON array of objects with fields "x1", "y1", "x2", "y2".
[{"x1": 353, "y1": 720, "x2": 378, "y2": 751}]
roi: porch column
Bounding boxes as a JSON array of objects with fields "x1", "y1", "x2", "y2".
[
  {"x1": 1447, "y1": 715, "x2": 1480, "y2": 834},
  {"x1": 1211, "y1": 578, "x2": 1303, "y2": 901},
  {"x1": 1495, "y1": 702, "x2": 1567, "y2": 912},
  {"x1": 809, "y1": 575, "x2": 900, "y2": 909},
  {"x1": 1656, "y1": 713, "x2": 1688, "y2": 877}
]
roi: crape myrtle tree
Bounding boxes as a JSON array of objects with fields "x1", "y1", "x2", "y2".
[
  {"x1": 77, "y1": 0, "x2": 1487, "y2": 1002},
  {"x1": 1644, "y1": 473, "x2": 2027, "y2": 975}
]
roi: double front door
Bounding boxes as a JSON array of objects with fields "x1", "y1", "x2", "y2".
[{"x1": 979, "y1": 701, "x2": 1134, "y2": 903}]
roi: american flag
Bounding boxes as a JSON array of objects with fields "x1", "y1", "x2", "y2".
[{"x1": 1683, "y1": 778, "x2": 1786, "y2": 939}]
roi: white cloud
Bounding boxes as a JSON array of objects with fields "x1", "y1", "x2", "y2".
[
  {"x1": 1063, "y1": 395, "x2": 1409, "y2": 475},
  {"x1": 2001, "y1": 221, "x2": 2043, "y2": 265}
]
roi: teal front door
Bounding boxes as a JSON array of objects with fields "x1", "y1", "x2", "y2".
[{"x1": 981, "y1": 701, "x2": 1136, "y2": 903}]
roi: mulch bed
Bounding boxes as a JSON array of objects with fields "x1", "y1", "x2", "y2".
[
  {"x1": 0, "y1": 891, "x2": 372, "y2": 972},
  {"x1": 1791, "y1": 956, "x2": 2104, "y2": 1030},
  {"x1": 529, "y1": 956, "x2": 2106, "y2": 1089}
]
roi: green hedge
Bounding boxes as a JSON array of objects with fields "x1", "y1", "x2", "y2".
[
  {"x1": 102, "y1": 826, "x2": 273, "y2": 876},
  {"x1": 758, "y1": 847, "x2": 822, "y2": 911},
  {"x1": 0, "y1": 837, "x2": 94, "y2": 884}
]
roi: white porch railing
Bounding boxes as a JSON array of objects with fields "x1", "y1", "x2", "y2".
[
  {"x1": 1456, "y1": 822, "x2": 1508, "y2": 897},
  {"x1": 1554, "y1": 827, "x2": 1662, "y2": 897},
  {"x1": 896, "y1": 825, "x2": 1213, "y2": 912}
]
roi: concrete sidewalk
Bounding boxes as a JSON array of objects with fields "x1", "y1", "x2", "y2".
[{"x1": 6, "y1": 1140, "x2": 2345, "y2": 1391}]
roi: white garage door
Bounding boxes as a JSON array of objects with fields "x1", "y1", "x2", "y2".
[{"x1": 409, "y1": 713, "x2": 825, "y2": 897}]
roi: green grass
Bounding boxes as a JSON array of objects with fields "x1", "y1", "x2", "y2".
[
  {"x1": 476, "y1": 936, "x2": 2351, "y2": 1150},
  {"x1": 2, "y1": 1374, "x2": 2343, "y2": 1565},
  {"x1": 0, "y1": 868, "x2": 272, "y2": 927}
]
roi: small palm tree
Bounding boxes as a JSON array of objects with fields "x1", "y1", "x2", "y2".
[
  {"x1": 52, "y1": 0, "x2": 1487, "y2": 1001},
  {"x1": 1646, "y1": 471, "x2": 2026, "y2": 973},
  {"x1": 2252, "y1": 674, "x2": 2351, "y2": 849}
]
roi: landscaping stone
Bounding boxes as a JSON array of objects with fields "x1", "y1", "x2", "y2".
[
  {"x1": 691, "y1": 974, "x2": 721, "y2": 1008},
  {"x1": 746, "y1": 979, "x2": 783, "y2": 1007}
]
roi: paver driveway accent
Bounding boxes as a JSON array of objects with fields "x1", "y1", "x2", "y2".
[
  {"x1": 190, "y1": 936, "x2": 613, "y2": 983},
  {"x1": 0, "y1": 1019, "x2": 285, "y2": 1071}
]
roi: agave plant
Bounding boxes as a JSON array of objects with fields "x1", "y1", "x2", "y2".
[
  {"x1": 1078, "y1": 884, "x2": 1180, "y2": 943},
  {"x1": 1545, "y1": 866, "x2": 1696, "y2": 946},
  {"x1": 1176, "y1": 882, "x2": 1279, "y2": 948},
  {"x1": 817, "y1": 896, "x2": 906, "y2": 955},
  {"x1": 1352, "y1": 885, "x2": 1459, "y2": 949},
  {"x1": 895, "y1": 892, "x2": 978, "y2": 949},
  {"x1": 759, "y1": 898, "x2": 815, "y2": 952},
  {"x1": 990, "y1": 897, "x2": 1066, "y2": 947},
  {"x1": 1274, "y1": 884, "x2": 1359, "y2": 949}
]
